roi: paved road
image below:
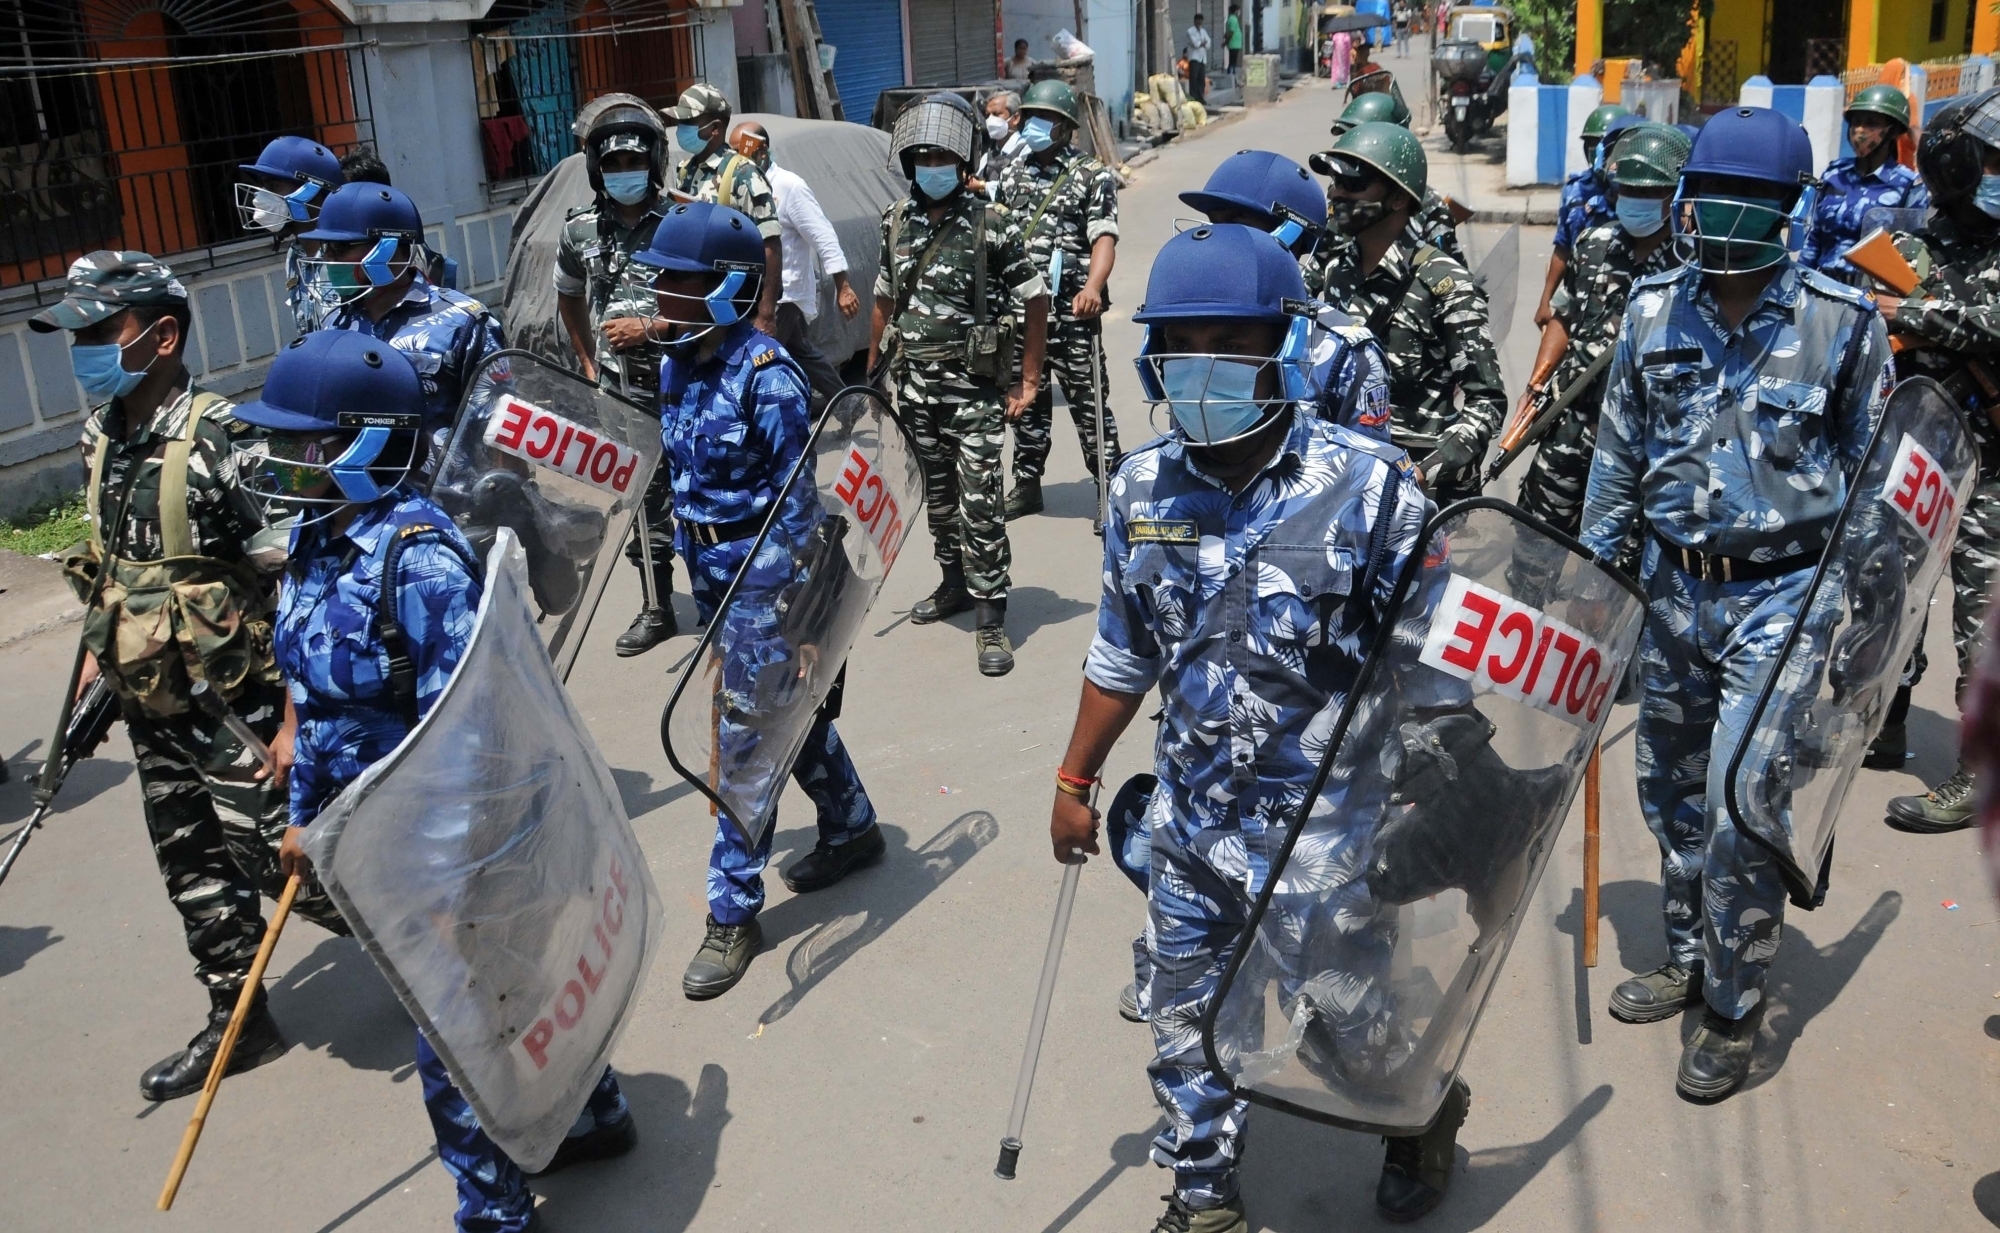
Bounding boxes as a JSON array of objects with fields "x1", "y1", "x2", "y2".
[{"x1": 3, "y1": 82, "x2": 1996, "y2": 1233}]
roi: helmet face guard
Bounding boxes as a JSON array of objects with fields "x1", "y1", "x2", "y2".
[
  {"x1": 235, "y1": 177, "x2": 331, "y2": 233},
  {"x1": 1135, "y1": 313, "x2": 1314, "y2": 445},
  {"x1": 630, "y1": 261, "x2": 763, "y2": 350},
  {"x1": 1672, "y1": 183, "x2": 1813, "y2": 274},
  {"x1": 297, "y1": 231, "x2": 426, "y2": 303},
  {"x1": 235, "y1": 412, "x2": 421, "y2": 525}
]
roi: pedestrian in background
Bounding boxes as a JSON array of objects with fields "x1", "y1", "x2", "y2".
[{"x1": 1185, "y1": 13, "x2": 1211, "y2": 105}]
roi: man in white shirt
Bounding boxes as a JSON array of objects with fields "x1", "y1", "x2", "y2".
[
  {"x1": 728, "y1": 122, "x2": 859, "y2": 399},
  {"x1": 1185, "y1": 13, "x2": 1211, "y2": 105}
]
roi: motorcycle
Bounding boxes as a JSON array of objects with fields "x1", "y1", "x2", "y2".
[{"x1": 1430, "y1": 4, "x2": 1527, "y2": 151}]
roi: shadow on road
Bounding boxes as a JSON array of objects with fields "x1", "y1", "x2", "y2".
[
  {"x1": 269, "y1": 936, "x2": 418, "y2": 1077},
  {"x1": 1555, "y1": 877, "x2": 1664, "y2": 988},
  {"x1": 0, "y1": 923, "x2": 60, "y2": 979},
  {"x1": 1039, "y1": 1128, "x2": 1157, "y2": 1233},
  {"x1": 0, "y1": 748, "x2": 132, "y2": 830},
  {"x1": 1973, "y1": 1169, "x2": 2000, "y2": 1228},
  {"x1": 913, "y1": 585, "x2": 1093, "y2": 651},
  {"x1": 609, "y1": 765, "x2": 696, "y2": 821},
  {"x1": 1042, "y1": 476, "x2": 1110, "y2": 523},
  {"x1": 309, "y1": 1149, "x2": 439, "y2": 1233},
  {"x1": 1904, "y1": 704, "x2": 1958, "y2": 788},
  {"x1": 534, "y1": 1064, "x2": 729, "y2": 1232},
  {"x1": 754, "y1": 811, "x2": 999, "y2": 1027},
  {"x1": 1736, "y1": 890, "x2": 1901, "y2": 1092},
  {"x1": 1240, "y1": 1083, "x2": 1613, "y2": 1231}
]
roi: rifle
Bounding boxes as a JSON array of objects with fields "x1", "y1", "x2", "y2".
[
  {"x1": 0, "y1": 672, "x2": 119, "y2": 889},
  {"x1": 1483, "y1": 342, "x2": 1619, "y2": 486}
]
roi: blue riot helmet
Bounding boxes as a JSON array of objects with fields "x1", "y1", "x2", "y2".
[
  {"x1": 630, "y1": 201, "x2": 766, "y2": 350},
  {"x1": 296, "y1": 184, "x2": 429, "y2": 303},
  {"x1": 1180, "y1": 150, "x2": 1327, "y2": 256},
  {"x1": 1673, "y1": 105, "x2": 1817, "y2": 274},
  {"x1": 230, "y1": 331, "x2": 425, "y2": 524},
  {"x1": 236, "y1": 135, "x2": 344, "y2": 234},
  {"x1": 1132, "y1": 224, "x2": 1315, "y2": 446}
]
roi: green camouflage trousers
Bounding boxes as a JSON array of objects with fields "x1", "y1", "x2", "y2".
[
  {"x1": 1951, "y1": 478, "x2": 2000, "y2": 699},
  {"x1": 898, "y1": 358, "x2": 1010, "y2": 600},
  {"x1": 1514, "y1": 381, "x2": 1607, "y2": 537},
  {"x1": 125, "y1": 677, "x2": 347, "y2": 991},
  {"x1": 1009, "y1": 318, "x2": 1123, "y2": 483}
]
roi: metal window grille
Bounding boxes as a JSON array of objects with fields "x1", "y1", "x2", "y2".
[
  {"x1": 1804, "y1": 38, "x2": 1845, "y2": 82},
  {"x1": 472, "y1": 0, "x2": 706, "y2": 191},
  {"x1": 0, "y1": 2, "x2": 374, "y2": 301},
  {"x1": 1700, "y1": 40, "x2": 1738, "y2": 107}
]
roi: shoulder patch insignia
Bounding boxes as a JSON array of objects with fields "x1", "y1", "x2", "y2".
[
  {"x1": 752, "y1": 349, "x2": 778, "y2": 367},
  {"x1": 1128, "y1": 519, "x2": 1200, "y2": 545},
  {"x1": 1434, "y1": 277, "x2": 1454, "y2": 294}
]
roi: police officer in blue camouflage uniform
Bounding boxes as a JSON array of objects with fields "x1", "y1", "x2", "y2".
[
  {"x1": 1801, "y1": 84, "x2": 1929, "y2": 280},
  {"x1": 234, "y1": 135, "x2": 345, "y2": 336},
  {"x1": 630, "y1": 202, "x2": 883, "y2": 1001},
  {"x1": 236, "y1": 331, "x2": 636, "y2": 1233},
  {"x1": 1534, "y1": 106, "x2": 1634, "y2": 328},
  {"x1": 301, "y1": 183, "x2": 504, "y2": 454},
  {"x1": 1046, "y1": 224, "x2": 1470, "y2": 1232},
  {"x1": 1579, "y1": 107, "x2": 1892, "y2": 1100}
]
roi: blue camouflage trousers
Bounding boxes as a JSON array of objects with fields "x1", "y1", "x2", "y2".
[
  {"x1": 684, "y1": 537, "x2": 878, "y2": 925},
  {"x1": 415, "y1": 1031, "x2": 628, "y2": 1232},
  {"x1": 1634, "y1": 540, "x2": 1805, "y2": 1019}
]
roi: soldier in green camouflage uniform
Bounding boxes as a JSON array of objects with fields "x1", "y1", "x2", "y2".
[
  {"x1": 1515, "y1": 124, "x2": 1689, "y2": 537},
  {"x1": 992, "y1": 80, "x2": 1122, "y2": 520},
  {"x1": 33, "y1": 252, "x2": 346, "y2": 1103},
  {"x1": 1315, "y1": 123, "x2": 1504, "y2": 504},
  {"x1": 1316, "y1": 92, "x2": 1465, "y2": 268},
  {"x1": 668, "y1": 83, "x2": 783, "y2": 335},
  {"x1": 555, "y1": 98, "x2": 680, "y2": 654},
  {"x1": 870, "y1": 92, "x2": 1049, "y2": 677},
  {"x1": 1872, "y1": 91, "x2": 2000, "y2": 830}
]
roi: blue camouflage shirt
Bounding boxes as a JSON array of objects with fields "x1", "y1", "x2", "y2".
[
  {"x1": 1086, "y1": 410, "x2": 1455, "y2": 834},
  {"x1": 276, "y1": 488, "x2": 483, "y2": 829},
  {"x1": 320, "y1": 279, "x2": 504, "y2": 439},
  {"x1": 1800, "y1": 156, "x2": 1930, "y2": 275},
  {"x1": 1553, "y1": 168, "x2": 1610, "y2": 253},
  {"x1": 658, "y1": 322, "x2": 816, "y2": 539},
  {"x1": 1579, "y1": 261, "x2": 1892, "y2": 565}
]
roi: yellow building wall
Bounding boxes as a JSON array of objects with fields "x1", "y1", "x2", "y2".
[
  {"x1": 1704, "y1": 0, "x2": 1768, "y2": 88},
  {"x1": 1874, "y1": 0, "x2": 1973, "y2": 63}
]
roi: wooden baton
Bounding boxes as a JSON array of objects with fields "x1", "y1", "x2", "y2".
[
  {"x1": 158, "y1": 873, "x2": 301, "y2": 1210},
  {"x1": 1583, "y1": 743, "x2": 1601, "y2": 969}
]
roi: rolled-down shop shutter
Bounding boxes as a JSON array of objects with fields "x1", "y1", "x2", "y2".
[
  {"x1": 910, "y1": 0, "x2": 998, "y2": 85},
  {"x1": 818, "y1": 0, "x2": 907, "y2": 123}
]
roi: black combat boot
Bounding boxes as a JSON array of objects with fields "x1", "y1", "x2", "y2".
[
  {"x1": 911, "y1": 564, "x2": 973, "y2": 625},
  {"x1": 1676, "y1": 1002, "x2": 1765, "y2": 1100},
  {"x1": 1005, "y1": 478, "x2": 1044, "y2": 520},
  {"x1": 1608, "y1": 961, "x2": 1702, "y2": 1024},
  {"x1": 141, "y1": 985, "x2": 287, "y2": 1102},
  {"x1": 975, "y1": 599, "x2": 1015, "y2": 676},
  {"x1": 614, "y1": 604, "x2": 678, "y2": 656},
  {"x1": 1376, "y1": 1077, "x2": 1470, "y2": 1222},
  {"x1": 781, "y1": 824, "x2": 887, "y2": 893},
  {"x1": 1886, "y1": 764, "x2": 1977, "y2": 833},
  {"x1": 682, "y1": 916, "x2": 762, "y2": 1000}
]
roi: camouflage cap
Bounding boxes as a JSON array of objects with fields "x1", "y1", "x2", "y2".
[
  {"x1": 666, "y1": 83, "x2": 731, "y2": 123},
  {"x1": 29, "y1": 250, "x2": 188, "y2": 333}
]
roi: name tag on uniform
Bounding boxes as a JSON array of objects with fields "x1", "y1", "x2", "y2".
[
  {"x1": 1128, "y1": 519, "x2": 1199, "y2": 544},
  {"x1": 581, "y1": 244, "x2": 603, "y2": 260},
  {"x1": 1641, "y1": 347, "x2": 1703, "y2": 368}
]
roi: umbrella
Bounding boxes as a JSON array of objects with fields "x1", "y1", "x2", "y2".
[{"x1": 1320, "y1": 11, "x2": 1391, "y2": 32}]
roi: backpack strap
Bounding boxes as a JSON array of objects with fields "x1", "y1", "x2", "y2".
[
  {"x1": 375, "y1": 521, "x2": 482, "y2": 728},
  {"x1": 718, "y1": 154, "x2": 749, "y2": 208},
  {"x1": 157, "y1": 389, "x2": 227, "y2": 559},
  {"x1": 973, "y1": 203, "x2": 990, "y2": 327}
]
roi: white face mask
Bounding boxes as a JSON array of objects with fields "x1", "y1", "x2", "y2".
[{"x1": 985, "y1": 115, "x2": 1010, "y2": 141}]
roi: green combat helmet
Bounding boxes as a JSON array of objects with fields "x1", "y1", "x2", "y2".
[
  {"x1": 1019, "y1": 78, "x2": 1083, "y2": 128},
  {"x1": 1330, "y1": 90, "x2": 1413, "y2": 138},
  {"x1": 1328, "y1": 120, "x2": 1428, "y2": 203},
  {"x1": 1845, "y1": 83, "x2": 1912, "y2": 132},
  {"x1": 1581, "y1": 103, "x2": 1631, "y2": 141},
  {"x1": 1610, "y1": 123, "x2": 1693, "y2": 188}
]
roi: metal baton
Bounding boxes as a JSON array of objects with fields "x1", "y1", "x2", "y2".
[{"x1": 996, "y1": 785, "x2": 1095, "y2": 1179}]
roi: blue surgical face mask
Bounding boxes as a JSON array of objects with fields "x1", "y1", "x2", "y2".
[
  {"x1": 1614, "y1": 194, "x2": 1667, "y2": 237},
  {"x1": 71, "y1": 318, "x2": 162, "y2": 404},
  {"x1": 1159, "y1": 356, "x2": 1269, "y2": 443},
  {"x1": 676, "y1": 124, "x2": 706, "y2": 155},
  {"x1": 602, "y1": 170, "x2": 651, "y2": 205},
  {"x1": 1021, "y1": 115, "x2": 1057, "y2": 152},
  {"x1": 1977, "y1": 174, "x2": 2000, "y2": 219},
  {"x1": 914, "y1": 163, "x2": 961, "y2": 201}
]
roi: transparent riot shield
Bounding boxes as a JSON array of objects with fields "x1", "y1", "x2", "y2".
[
  {"x1": 1201, "y1": 500, "x2": 1645, "y2": 1134},
  {"x1": 660, "y1": 385, "x2": 925, "y2": 847},
  {"x1": 429, "y1": 350, "x2": 663, "y2": 683},
  {"x1": 301, "y1": 531, "x2": 664, "y2": 1171},
  {"x1": 1726, "y1": 376, "x2": 1975, "y2": 905},
  {"x1": 1473, "y1": 222, "x2": 1519, "y2": 351}
]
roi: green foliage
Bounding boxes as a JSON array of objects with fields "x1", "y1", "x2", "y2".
[
  {"x1": 2, "y1": 490, "x2": 89, "y2": 559},
  {"x1": 1510, "y1": 0, "x2": 1575, "y2": 84},
  {"x1": 1506, "y1": 0, "x2": 1715, "y2": 86}
]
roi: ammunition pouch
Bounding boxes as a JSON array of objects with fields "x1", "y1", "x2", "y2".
[{"x1": 64, "y1": 547, "x2": 277, "y2": 718}]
